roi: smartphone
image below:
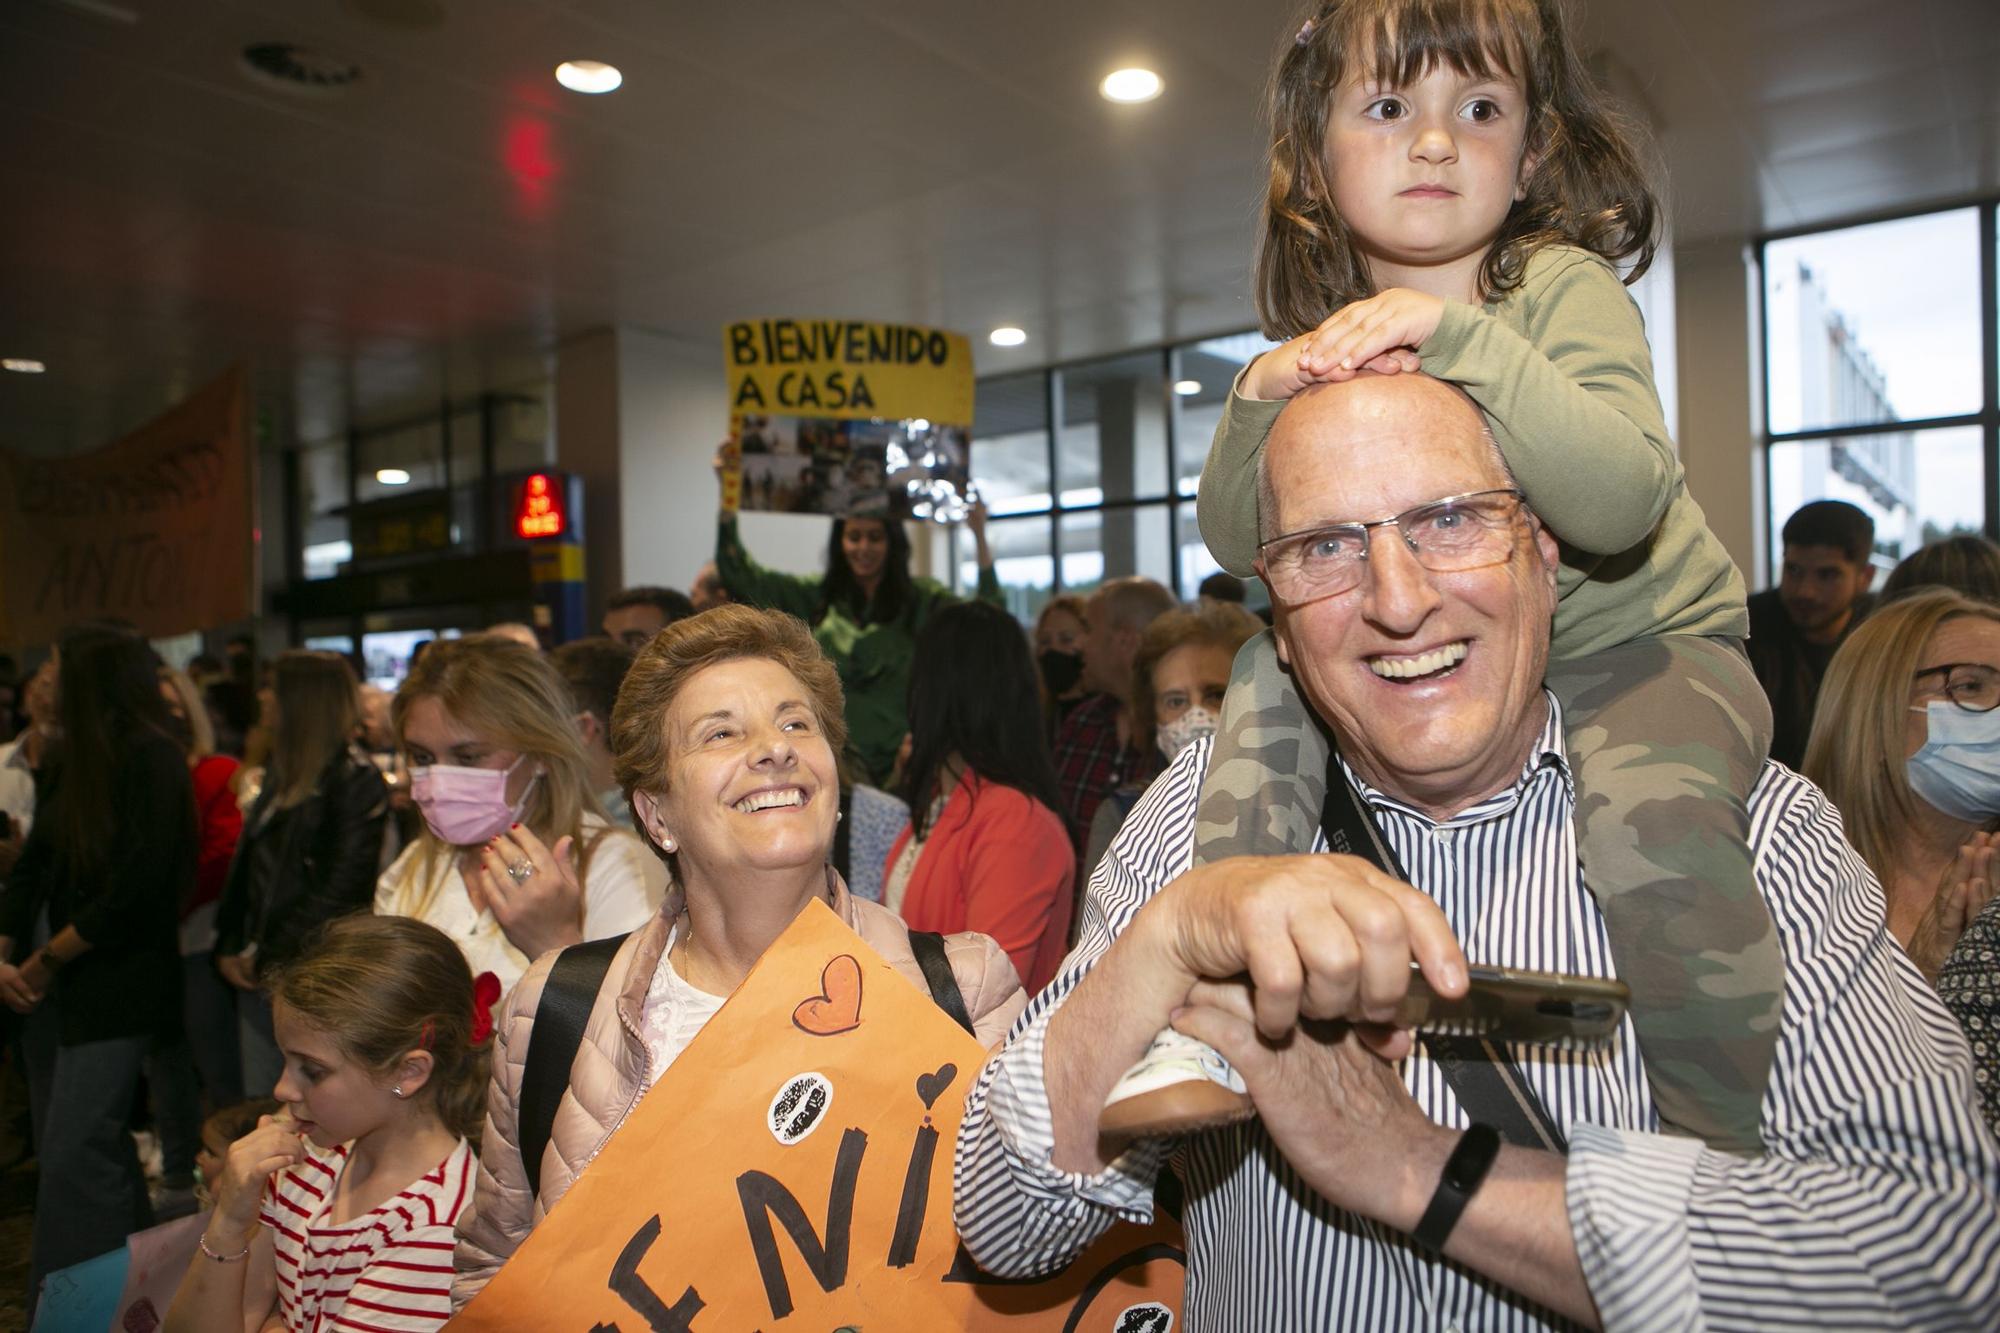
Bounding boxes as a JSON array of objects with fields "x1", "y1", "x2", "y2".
[
  {"x1": 0, "y1": 811, "x2": 12, "y2": 840},
  {"x1": 1392, "y1": 962, "x2": 1629, "y2": 1046}
]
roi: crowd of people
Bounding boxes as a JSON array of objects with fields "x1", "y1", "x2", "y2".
[{"x1": 0, "y1": 0, "x2": 1996, "y2": 1328}]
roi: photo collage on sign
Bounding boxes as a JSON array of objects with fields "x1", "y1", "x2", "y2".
[{"x1": 737, "y1": 415, "x2": 971, "y2": 521}]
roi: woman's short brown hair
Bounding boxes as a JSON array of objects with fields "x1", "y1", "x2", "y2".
[
  {"x1": 610, "y1": 606, "x2": 847, "y2": 861},
  {"x1": 1129, "y1": 601, "x2": 1265, "y2": 742}
]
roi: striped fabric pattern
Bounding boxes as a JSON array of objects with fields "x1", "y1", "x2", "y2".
[
  {"x1": 955, "y1": 701, "x2": 2000, "y2": 1331},
  {"x1": 261, "y1": 1138, "x2": 473, "y2": 1332}
]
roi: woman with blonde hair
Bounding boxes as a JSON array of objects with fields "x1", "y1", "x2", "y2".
[
  {"x1": 168, "y1": 915, "x2": 491, "y2": 1333},
  {"x1": 454, "y1": 605, "x2": 1023, "y2": 1302},
  {"x1": 376, "y1": 636, "x2": 665, "y2": 994},
  {"x1": 1804, "y1": 588, "x2": 2000, "y2": 1128},
  {"x1": 216, "y1": 650, "x2": 389, "y2": 1094}
]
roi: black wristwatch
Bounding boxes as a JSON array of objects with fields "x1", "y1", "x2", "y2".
[{"x1": 1412, "y1": 1123, "x2": 1502, "y2": 1252}]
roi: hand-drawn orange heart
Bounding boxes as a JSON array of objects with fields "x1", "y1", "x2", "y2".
[{"x1": 790, "y1": 954, "x2": 863, "y2": 1036}]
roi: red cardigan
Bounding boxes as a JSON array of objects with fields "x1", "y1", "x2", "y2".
[{"x1": 884, "y1": 772, "x2": 1074, "y2": 993}]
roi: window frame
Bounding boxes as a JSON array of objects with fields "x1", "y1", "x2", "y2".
[{"x1": 1756, "y1": 198, "x2": 2000, "y2": 567}]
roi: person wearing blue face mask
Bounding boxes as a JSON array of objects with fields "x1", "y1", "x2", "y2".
[
  {"x1": 375, "y1": 637, "x2": 667, "y2": 996},
  {"x1": 1806, "y1": 588, "x2": 2000, "y2": 1131}
]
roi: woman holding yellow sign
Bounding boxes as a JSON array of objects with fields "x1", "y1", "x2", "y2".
[{"x1": 713, "y1": 440, "x2": 1001, "y2": 786}]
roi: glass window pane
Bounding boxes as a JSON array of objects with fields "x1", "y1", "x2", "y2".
[
  {"x1": 297, "y1": 436, "x2": 351, "y2": 581},
  {"x1": 1176, "y1": 508, "x2": 1270, "y2": 613},
  {"x1": 1172, "y1": 333, "x2": 1282, "y2": 496},
  {"x1": 1764, "y1": 209, "x2": 1981, "y2": 434},
  {"x1": 957, "y1": 515, "x2": 1054, "y2": 623},
  {"x1": 1063, "y1": 506, "x2": 1174, "y2": 596},
  {"x1": 1057, "y1": 354, "x2": 1170, "y2": 505},
  {"x1": 1766, "y1": 427, "x2": 1986, "y2": 578},
  {"x1": 490, "y1": 392, "x2": 552, "y2": 476},
  {"x1": 970, "y1": 373, "x2": 1052, "y2": 517},
  {"x1": 355, "y1": 417, "x2": 444, "y2": 505}
]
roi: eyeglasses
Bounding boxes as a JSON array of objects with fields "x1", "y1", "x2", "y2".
[
  {"x1": 1256, "y1": 488, "x2": 1528, "y2": 603},
  {"x1": 1911, "y1": 662, "x2": 2000, "y2": 714}
]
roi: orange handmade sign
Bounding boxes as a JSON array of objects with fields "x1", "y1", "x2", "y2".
[{"x1": 449, "y1": 901, "x2": 1183, "y2": 1331}]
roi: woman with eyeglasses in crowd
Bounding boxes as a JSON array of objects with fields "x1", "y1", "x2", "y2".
[{"x1": 1805, "y1": 587, "x2": 2000, "y2": 1131}]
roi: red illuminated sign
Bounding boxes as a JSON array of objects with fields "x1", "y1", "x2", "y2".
[{"x1": 515, "y1": 473, "x2": 566, "y2": 539}]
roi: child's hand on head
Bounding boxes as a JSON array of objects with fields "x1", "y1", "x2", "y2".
[
  {"x1": 1296, "y1": 289, "x2": 1444, "y2": 382},
  {"x1": 1241, "y1": 291, "x2": 1439, "y2": 402}
]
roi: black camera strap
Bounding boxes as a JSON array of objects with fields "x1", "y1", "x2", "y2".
[{"x1": 1318, "y1": 749, "x2": 1567, "y2": 1154}]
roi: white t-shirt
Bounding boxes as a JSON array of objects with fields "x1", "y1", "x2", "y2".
[
  {"x1": 638, "y1": 922, "x2": 728, "y2": 1088},
  {"x1": 373, "y1": 813, "x2": 667, "y2": 995}
]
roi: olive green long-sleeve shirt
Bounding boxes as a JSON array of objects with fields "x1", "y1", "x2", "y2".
[
  {"x1": 715, "y1": 516, "x2": 1004, "y2": 784},
  {"x1": 1197, "y1": 245, "x2": 1747, "y2": 661}
]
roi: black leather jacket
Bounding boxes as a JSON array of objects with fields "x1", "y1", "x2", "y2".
[{"x1": 214, "y1": 746, "x2": 389, "y2": 973}]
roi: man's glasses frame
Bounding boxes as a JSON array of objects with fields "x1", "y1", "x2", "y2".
[{"x1": 1256, "y1": 487, "x2": 1529, "y2": 603}]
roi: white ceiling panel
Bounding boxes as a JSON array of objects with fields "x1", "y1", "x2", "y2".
[{"x1": 0, "y1": 0, "x2": 1995, "y2": 455}]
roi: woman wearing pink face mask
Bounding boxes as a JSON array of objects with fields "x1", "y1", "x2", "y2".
[{"x1": 374, "y1": 637, "x2": 667, "y2": 994}]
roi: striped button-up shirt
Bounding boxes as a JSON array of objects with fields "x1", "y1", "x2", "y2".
[{"x1": 955, "y1": 697, "x2": 2000, "y2": 1330}]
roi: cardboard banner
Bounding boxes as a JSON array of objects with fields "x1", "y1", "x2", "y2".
[
  {"x1": 450, "y1": 901, "x2": 1183, "y2": 1331},
  {"x1": 723, "y1": 320, "x2": 974, "y2": 520},
  {"x1": 0, "y1": 366, "x2": 251, "y2": 647}
]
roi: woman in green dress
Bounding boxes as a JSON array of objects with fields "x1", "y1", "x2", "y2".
[{"x1": 713, "y1": 448, "x2": 1001, "y2": 786}]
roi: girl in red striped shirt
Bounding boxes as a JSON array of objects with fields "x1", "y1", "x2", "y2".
[{"x1": 168, "y1": 916, "x2": 494, "y2": 1333}]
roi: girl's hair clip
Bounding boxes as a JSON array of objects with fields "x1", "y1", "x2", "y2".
[{"x1": 1295, "y1": 17, "x2": 1317, "y2": 45}]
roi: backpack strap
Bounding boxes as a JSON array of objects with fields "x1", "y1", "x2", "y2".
[
  {"x1": 907, "y1": 929, "x2": 975, "y2": 1036},
  {"x1": 1319, "y1": 748, "x2": 1568, "y2": 1154},
  {"x1": 519, "y1": 933, "x2": 630, "y2": 1202}
]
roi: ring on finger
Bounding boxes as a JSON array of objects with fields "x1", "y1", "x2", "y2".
[{"x1": 505, "y1": 858, "x2": 535, "y2": 885}]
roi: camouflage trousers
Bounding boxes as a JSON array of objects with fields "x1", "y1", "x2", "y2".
[{"x1": 1191, "y1": 629, "x2": 1782, "y2": 1154}]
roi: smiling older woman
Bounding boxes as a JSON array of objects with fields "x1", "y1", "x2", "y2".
[{"x1": 451, "y1": 605, "x2": 1026, "y2": 1305}]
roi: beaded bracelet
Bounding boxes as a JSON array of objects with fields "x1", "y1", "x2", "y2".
[{"x1": 199, "y1": 1232, "x2": 252, "y2": 1263}]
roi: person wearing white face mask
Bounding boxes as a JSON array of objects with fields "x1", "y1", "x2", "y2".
[
  {"x1": 1082, "y1": 602, "x2": 1265, "y2": 886},
  {"x1": 375, "y1": 637, "x2": 666, "y2": 996},
  {"x1": 1805, "y1": 588, "x2": 2000, "y2": 1130}
]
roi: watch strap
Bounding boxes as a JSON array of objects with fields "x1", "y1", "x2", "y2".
[{"x1": 1412, "y1": 1123, "x2": 1502, "y2": 1252}]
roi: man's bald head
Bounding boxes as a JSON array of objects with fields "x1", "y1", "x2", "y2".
[{"x1": 1255, "y1": 373, "x2": 1513, "y2": 545}]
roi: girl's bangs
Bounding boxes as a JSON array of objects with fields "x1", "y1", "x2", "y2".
[{"x1": 1331, "y1": 0, "x2": 1536, "y2": 90}]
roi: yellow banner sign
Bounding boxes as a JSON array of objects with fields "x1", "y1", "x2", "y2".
[
  {"x1": 724, "y1": 319, "x2": 974, "y2": 426},
  {"x1": 0, "y1": 366, "x2": 251, "y2": 648},
  {"x1": 449, "y1": 900, "x2": 1183, "y2": 1331}
]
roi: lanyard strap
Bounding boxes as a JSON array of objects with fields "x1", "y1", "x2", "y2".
[{"x1": 1318, "y1": 747, "x2": 1568, "y2": 1154}]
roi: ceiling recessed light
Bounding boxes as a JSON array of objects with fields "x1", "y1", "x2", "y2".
[
  {"x1": 989, "y1": 326, "x2": 1027, "y2": 347},
  {"x1": 555, "y1": 59, "x2": 622, "y2": 94},
  {"x1": 1173, "y1": 379, "x2": 1201, "y2": 396},
  {"x1": 375, "y1": 468, "x2": 411, "y2": 485},
  {"x1": 2, "y1": 358, "x2": 46, "y2": 374},
  {"x1": 1100, "y1": 68, "x2": 1162, "y2": 103}
]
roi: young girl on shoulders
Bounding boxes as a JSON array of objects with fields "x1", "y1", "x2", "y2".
[
  {"x1": 1193, "y1": 0, "x2": 1780, "y2": 1152},
  {"x1": 168, "y1": 916, "x2": 496, "y2": 1333}
]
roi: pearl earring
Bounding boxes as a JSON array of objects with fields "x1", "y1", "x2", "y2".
[{"x1": 392, "y1": 1085, "x2": 406, "y2": 1099}]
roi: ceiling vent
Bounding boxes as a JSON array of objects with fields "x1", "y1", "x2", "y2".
[{"x1": 238, "y1": 43, "x2": 363, "y2": 97}]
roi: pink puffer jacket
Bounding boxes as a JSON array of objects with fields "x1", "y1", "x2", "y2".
[{"x1": 452, "y1": 871, "x2": 1027, "y2": 1307}]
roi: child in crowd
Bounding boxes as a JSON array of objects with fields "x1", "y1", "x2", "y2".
[
  {"x1": 193, "y1": 1097, "x2": 283, "y2": 1210},
  {"x1": 168, "y1": 917, "x2": 495, "y2": 1333},
  {"x1": 1192, "y1": 0, "x2": 1780, "y2": 1151}
]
